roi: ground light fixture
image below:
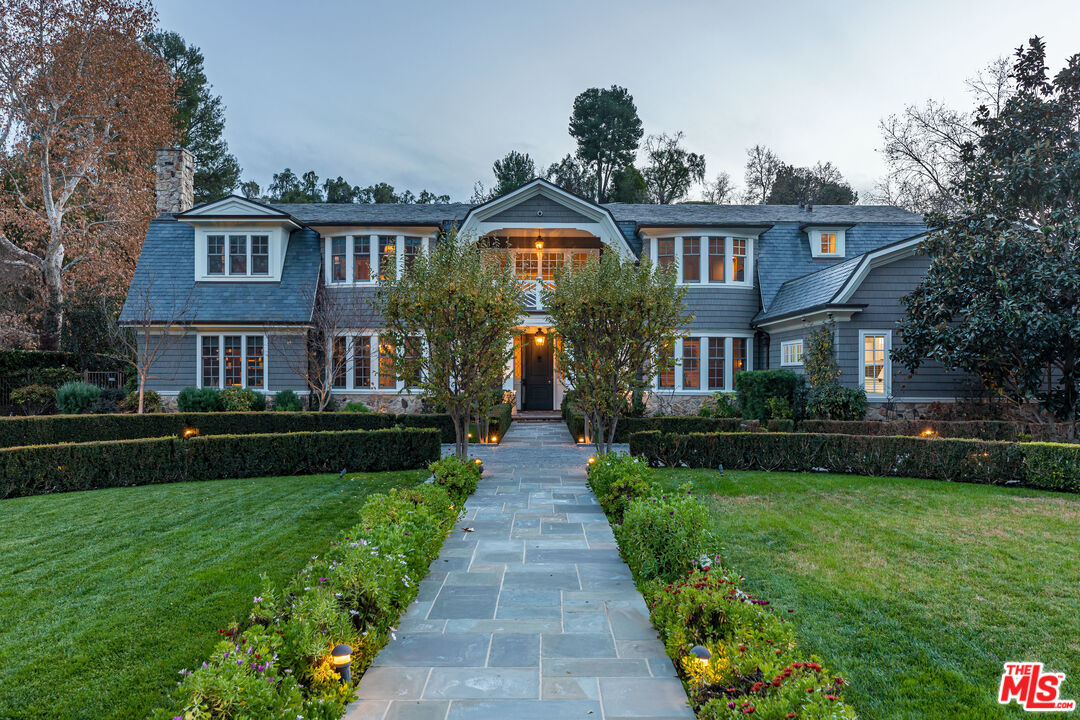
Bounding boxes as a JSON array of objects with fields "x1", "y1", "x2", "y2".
[
  {"x1": 921, "y1": 428, "x2": 937, "y2": 438},
  {"x1": 587, "y1": 456, "x2": 596, "y2": 464},
  {"x1": 690, "y1": 645, "x2": 712, "y2": 667},
  {"x1": 182, "y1": 427, "x2": 199, "y2": 438},
  {"x1": 331, "y1": 644, "x2": 352, "y2": 684}
]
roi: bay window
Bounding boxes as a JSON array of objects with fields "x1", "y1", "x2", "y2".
[
  {"x1": 707, "y1": 338, "x2": 726, "y2": 390},
  {"x1": 658, "y1": 344, "x2": 675, "y2": 388},
  {"x1": 199, "y1": 333, "x2": 266, "y2": 390},
  {"x1": 657, "y1": 238, "x2": 675, "y2": 270},
  {"x1": 325, "y1": 234, "x2": 432, "y2": 284},
  {"x1": 353, "y1": 335, "x2": 372, "y2": 388},
  {"x1": 331, "y1": 237, "x2": 347, "y2": 283},
  {"x1": 647, "y1": 234, "x2": 753, "y2": 286},
  {"x1": 652, "y1": 336, "x2": 751, "y2": 393},
  {"x1": 404, "y1": 236, "x2": 422, "y2": 271},
  {"x1": 354, "y1": 237, "x2": 371, "y2": 281},
  {"x1": 682, "y1": 338, "x2": 700, "y2": 389},
  {"x1": 682, "y1": 237, "x2": 700, "y2": 283},
  {"x1": 379, "y1": 236, "x2": 397, "y2": 280},
  {"x1": 378, "y1": 340, "x2": 396, "y2": 388},
  {"x1": 732, "y1": 238, "x2": 746, "y2": 282},
  {"x1": 708, "y1": 237, "x2": 725, "y2": 282},
  {"x1": 332, "y1": 337, "x2": 347, "y2": 388},
  {"x1": 732, "y1": 337, "x2": 747, "y2": 376}
]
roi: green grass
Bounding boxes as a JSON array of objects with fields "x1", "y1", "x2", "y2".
[
  {"x1": 653, "y1": 469, "x2": 1080, "y2": 720},
  {"x1": 0, "y1": 471, "x2": 425, "y2": 720}
]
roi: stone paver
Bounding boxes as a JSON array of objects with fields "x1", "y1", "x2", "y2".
[{"x1": 345, "y1": 421, "x2": 692, "y2": 720}]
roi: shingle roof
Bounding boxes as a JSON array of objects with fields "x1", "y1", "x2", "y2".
[
  {"x1": 268, "y1": 202, "x2": 474, "y2": 226},
  {"x1": 603, "y1": 203, "x2": 923, "y2": 226},
  {"x1": 754, "y1": 255, "x2": 865, "y2": 323},
  {"x1": 120, "y1": 218, "x2": 320, "y2": 325}
]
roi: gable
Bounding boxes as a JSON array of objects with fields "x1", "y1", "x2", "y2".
[
  {"x1": 486, "y1": 194, "x2": 595, "y2": 224},
  {"x1": 179, "y1": 195, "x2": 294, "y2": 220}
]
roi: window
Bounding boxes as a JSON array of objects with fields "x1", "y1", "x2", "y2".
[
  {"x1": 809, "y1": 228, "x2": 846, "y2": 257},
  {"x1": 571, "y1": 251, "x2": 590, "y2": 268},
  {"x1": 682, "y1": 237, "x2": 700, "y2": 283},
  {"x1": 708, "y1": 338, "x2": 725, "y2": 390},
  {"x1": 515, "y1": 253, "x2": 538, "y2": 280},
  {"x1": 862, "y1": 331, "x2": 890, "y2": 396},
  {"x1": 353, "y1": 336, "x2": 371, "y2": 388},
  {"x1": 378, "y1": 340, "x2": 396, "y2": 388},
  {"x1": 229, "y1": 236, "x2": 247, "y2": 275},
  {"x1": 657, "y1": 238, "x2": 675, "y2": 270},
  {"x1": 732, "y1": 337, "x2": 747, "y2": 376},
  {"x1": 682, "y1": 338, "x2": 700, "y2": 389},
  {"x1": 658, "y1": 344, "x2": 675, "y2": 388},
  {"x1": 379, "y1": 236, "x2": 397, "y2": 280},
  {"x1": 201, "y1": 336, "x2": 219, "y2": 387},
  {"x1": 207, "y1": 235, "x2": 225, "y2": 275},
  {"x1": 821, "y1": 232, "x2": 836, "y2": 254},
  {"x1": 250, "y1": 235, "x2": 269, "y2": 275},
  {"x1": 246, "y1": 336, "x2": 264, "y2": 388},
  {"x1": 541, "y1": 252, "x2": 562, "y2": 282},
  {"x1": 404, "y1": 236, "x2": 422, "y2": 271},
  {"x1": 732, "y1": 238, "x2": 746, "y2": 282},
  {"x1": 781, "y1": 340, "x2": 804, "y2": 366},
  {"x1": 404, "y1": 336, "x2": 422, "y2": 388},
  {"x1": 223, "y1": 336, "x2": 243, "y2": 387},
  {"x1": 332, "y1": 337, "x2": 347, "y2": 388},
  {"x1": 354, "y1": 237, "x2": 371, "y2": 282},
  {"x1": 331, "y1": 237, "x2": 347, "y2": 283},
  {"x1": 708, "y1": 237, "x2": 725, "y2": 283}
]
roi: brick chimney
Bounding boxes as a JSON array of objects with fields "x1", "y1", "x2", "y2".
[{"x1": 155, "y1": 147, "x2": 195, "y2": 215}]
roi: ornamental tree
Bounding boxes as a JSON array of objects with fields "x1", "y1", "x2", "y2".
[
  {"x1": 376, "y1": 229, "x2": 523, "y2": 457},
  {"x1": 544, "y1": 253, "x2": 688, "y2": 453},
  {"x1": 896, "y1": 38, "x2": 1080, "y2": 422}
]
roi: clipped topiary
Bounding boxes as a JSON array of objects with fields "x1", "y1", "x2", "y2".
[
  {"x1": 55, "y1": 381, "x2": 101, "y2": 414},
  {"x1": 177, "y1": 387, "x2": 223, "y2": 412},
  {"x1": 273, "y1": 389, "x2": 303, "y2": 412}
]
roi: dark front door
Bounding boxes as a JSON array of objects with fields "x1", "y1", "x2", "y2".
[{"x1": 523, "y1": 335, "x2": 554, "y2": 410}]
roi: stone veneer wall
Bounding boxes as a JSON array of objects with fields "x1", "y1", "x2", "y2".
[{"x1": 155, "y1": 147, "x2": 195, "y2": 215}]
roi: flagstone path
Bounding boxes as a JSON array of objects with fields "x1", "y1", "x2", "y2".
[{"x1": 344, "y1": 421, "x2": 693, "y2": 720}]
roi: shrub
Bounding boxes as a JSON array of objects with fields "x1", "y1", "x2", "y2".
[
  {"x1": 565, "y1": 404, "x2": 757, "y2": 443},
  {"x1": 764, "y1": 396, "x2": 793, "y2": 419},
  {"x1": 273, "y1": 389, "x2": 304, "y2": 412},
  {"x1": 122, "y1": 390, "x2": 162, "y2": 413},
  {"x1": 618, "y1": 492, "x2": 716, "y2": 584},
  {"x1": 342, "y1": 400, "x2": 371, "y2": 413},
  {"x1": 586, "y1": 453, "x2": 653, "y2": 524},
  {"x1": 0, "y1": 427, "x2": 441, "y2": 499},
  {"x1": 219, "y1": 386, "x2": 266, "y2": 411},
  {"x1": 697, "y1": 392, "x2": 741, "y2": 419},
  {"x1": 55, "y1": 381, "x2": 100, "y2": 414},
  {"x1": 806, "y1": 383, "x2": 867, "y2": 420},
  {"x1": 734, "y1": 370, "x2": 805, "y2": 421},
  {"x1": 10, "y1": 384, "x2": 55, "y2": 415},
  {"x1": 487, "y1": 402, "x2": 513, "y2": 440},
  {"x1": 1022, "y1": 443, "x2": 1080, "y2": 492},
  {"x1": 177, "y1": 386, "x2": 223, "y2": 412},
  {"x1": 428, "y1": 454, "x2": 481, "y2": 505},
  {"x1": 766, "y1": 418, "x2": 796, "y2": 432}
]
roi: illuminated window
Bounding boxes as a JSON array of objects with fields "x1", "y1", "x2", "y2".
[
  {"x1": 821, "y1": 232, "x2": 837, "y2": 254},
  {"x1": 246, "y1": 336, "x2": 264, "y2": 388},
  {"x1": 708, "y1": 338, "x2": 725, "y2": 390},
  {"x1": 732, "y1": 337, "x2": 747, "y2": 375},
  {"x1": 515, "y1": 253, "x2": 538, "y2": 280},
  {"x1": 658, "y1": 344, "x2": 675, "y2": 388},
  {"x1": 732, "y1": 238, "x2": 746, "y2": 282},
  {"x1": 201, "y1": 336, "x2": 219, "y2": 387},
  {"x1": 353, "y1": 336, "x2": 371, "y2": 388},
  {"x1": 331, "y1": 236, "x2": 347, "y2": 283},
  {"x1": 404, "y1": 236, "x2": 423, "y2": 271},
  {"x1": 379, "y1": 236, "x2": 397, "y2": 280},
  {"x1": 682, "y1": 237, "x2": 700, "y2": 283},
  {"x1": 657, "y1": 238, "x2": 675, "y2": 270},
  {"x1": 682, "y1": 338, "x2": 700, "y2": 389},
  {"x1": 572, "y1": 251, "x2": 590, "y2": 267},
  {"x1": 223, "y1": 336, "x2": 243, "y2": 387},
  {"x1": 354, "y1": 236, "x2": 371, "y2": 282},
  {"x1": 200, "y1": 334, "x2": 265, "y2": 390},
  {"x1": 708, "y1": 237, "x2": 724, "y2": 282},
  {"x1": 781, "y1": 340, "x2": 804, "y2": 366},
  {"x1": 379, "y1": 340, "x2": 396, "y2": 388},
  {"x1": 541, "y1": 252, "x2": 562, "y2": 282},
  {"x1": 862, "y1": 332, "x2": 889, "y2": 396},
  {"x1": 332, "y1": 337, "x2": 347, "y2": 388}
]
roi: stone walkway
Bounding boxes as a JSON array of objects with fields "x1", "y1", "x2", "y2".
[{"x1": 345, "y1": 421, "x2": 692, "y2": 720}]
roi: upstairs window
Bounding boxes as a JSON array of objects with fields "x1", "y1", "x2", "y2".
[
  {"x1": 229, "y1": 235, "x2": 247, "y2": 275},
  {"x1": 682, "y1": 236, "x2": 700, "y2": 283},
  {"x1": 207, "y1": 235, "x2": 225, "y2": 275},
  {"x1": 354, "y1": 237, "x2": 371, "y2": 282},
  {"x1": 205, "y1": 232, "x2": 274, "y2": 278},
  {"x1": 657, "y1": 238, "x2": 675, "y2": 270},
  {"x1": 821, "y1": 232, "x2": 837, "y2": 254},
  {"x1": 379, "y1": 236, "x2": 397, "y2": 280},
  {"x1": 251, "y1": 235, "x2": 269, "y2": 275},
  {"x1": 809, "y1": 228, "x2": 846, "y2": 257},
  {"x1": 403, "y1": 237, "x2": 423, "y2": 272},
  {"x1": 331, "y1": 237, "x2": 347, "y2": 283},
  {"x1": 708, "y1": 237, "x2": 725, "y2": 282},
  {"x1": 732, "y1": 239, "x2": 746, "y2": 282}
]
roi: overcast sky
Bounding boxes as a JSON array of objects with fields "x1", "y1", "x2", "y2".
[{"x1": 155, "y1": 0, "x2": 1080, "y2": 203}]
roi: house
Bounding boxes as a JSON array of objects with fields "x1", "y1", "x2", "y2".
[{"x1": 122, "y1": 147, "x2": 975, "y2": 417}]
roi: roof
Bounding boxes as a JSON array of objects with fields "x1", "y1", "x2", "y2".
[
  {"x1": 267, "y1": 202, "x2": 474, "y2": 227},
  {"x1": 753, "y1": 255, "x2": 865, "y2": 324},
  {"x1": 603, "y1": 203, "x2": 922, "y2": 227},
  {"x1": 120, "y1": 218, "x2": 320, "y2": 325}
]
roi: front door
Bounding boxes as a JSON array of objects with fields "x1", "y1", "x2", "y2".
[{"x1": 523, "y1": 335, "x2": 554, "y2": 410}]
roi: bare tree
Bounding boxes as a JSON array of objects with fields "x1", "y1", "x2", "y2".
[
  {"x1": 743, "y1": 145, "x2": 781, "y2": 204},
  {"x1": 702, "y1": 172, "x2": 737, "y2": 204},
  {"x1": 108, "y1": 279, "x2": 195, "y2": 413}
]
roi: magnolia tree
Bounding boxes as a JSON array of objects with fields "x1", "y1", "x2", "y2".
[
  {"x1": 545, "y1": 253, "x2": 687, "y2": 453},
  {"x1": 376, "y1": 229, "x2": 523, "y2": 457}
]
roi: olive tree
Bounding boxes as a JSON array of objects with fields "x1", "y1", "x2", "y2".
[
  {"x1": 544, "y1": 253, "x2": 687, "y2": 453},
  {"x1": 376, "y1": 229, "x2": 523, "y2": 457}
]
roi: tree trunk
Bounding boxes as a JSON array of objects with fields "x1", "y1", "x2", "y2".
[
  {"x1": 40, "y1": 246, "x2": 65, "y2": 351},
  {"x1": 451, "y1": 409, "x2": 468, "y2": 458},
  {"x1": 138, "y1": 369, "x2": 146, "y2": 414}
]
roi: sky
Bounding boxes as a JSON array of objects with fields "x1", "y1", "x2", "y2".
[{"x1": 155, "y1": 0, "x2": 1080, "y2": 203}]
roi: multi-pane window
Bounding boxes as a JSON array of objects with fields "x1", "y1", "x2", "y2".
[
  {"x1": 657, "y1": 238, "x2": 675, "y2": 270},
  {"x1": 229, "y1": 235, "x2": 247, "y2": 275},
  {"x1": 821, "y1": 232, "x2": 837, "y2": 254},
  {"x1": 404, "y1": 336, "x2": 422, "y2": 388},
  {"x1": 781, "y1": 340, "x2": 804, "y2": 366},
  {"x1": 682, "y1": 338, "x2": 700, "y2": 389},
  {"x1": 207, "y1": 235, "x2": 225, "y2": 275},
  {"x1": 332, "y1": 337, "x2": 347, "y2": 388},
  {"x1": 708, "y1": 237, "x2": 725, "y2": 282},
  {"x1": 863, "y1": 333, "x2": 888, "y2": 396},
  {"x1": 658, "y1": 344, "x2": 675, "y2": 388},
  {"x1": 251, "y1": 235, "x2": 269, "y2": 275},
  {"x1": 682, "y1": 237, "x2": 700, "y2": 283},
  {"x1": 541, "y1": 253, "x2": 562, "y2": 282},
  {"x1": 732, "y1": 238, "x2": 746, "y2": 282},
  {"x1": 379, "y1": 236, "x2": 397, "y2": 280},
  {"x1": 378, "y1": 340, "x2": 396, "y2": 388},
  {"x1": 331, "y1": 237, "x2": 347, "y2": 283},
  {"x1": 732, "y1": 337, "x2": 747, "y2": 376},
  {"x1": 707, "y1": 338, "x2": 726, "y2": 390},
  {"x1": 201, "y1": 336, "x2": 219, "y2": 387},
  {"x1": 404, "y1": 237, "x2": 423, "y2": 271},
  {"x1": 515, "y1": 253, "x2": 538, "y2": 280},
  {"x1": 354, "y1": 237, "x2": 371, "y2": 281},
  {"x1": 223, "y1": 336, "x2": 243, "y2": 387},
  {"x1": 353, "y1": 336, "x2": 371, "y2": 388},
  {"x1": 246, "y1": 336, "x2": 264, "y2": 388}
]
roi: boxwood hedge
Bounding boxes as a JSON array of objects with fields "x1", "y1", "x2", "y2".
[
  {"x1": 0, "y1": 427, "x2": 440, "y2": 499},
  {"x1": 629, "y1": 431, "x2": 1080, "y2": 492},
  {"x1": 563, "y1": 404, "x2": 758, "y2": 443},
  {"x1": 770, "y1": 418, "x2": 1079, "y2": 443}
]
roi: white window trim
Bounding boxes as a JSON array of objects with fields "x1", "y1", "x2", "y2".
[
  {"x1": 645, "y1": 233, "x2": 754, "y2": 288},
  {"x1": 327, "y1": 331, "x2": 419, "y2": 393},
  {"x1": 653, "y1": 333, "x2": 754, "y2": 393},
  {"x1": 324, "y1": 234, "x2": 433, "y2": 285},
  {"x1": 807, "y1": 227, "x2": 847, "y2": 258},
  {"x1": 858, "y1": 329, "x2": 892, "y2": 398},
  {"x1": 197, "y1": 228, "x2": 282, "y2": 281},
  {"x1": 780, "y1": 339, "x2": 804, "y2": 367},
  {"x1": 196, "y1": 333, "x2": 268, "y2": 390}
]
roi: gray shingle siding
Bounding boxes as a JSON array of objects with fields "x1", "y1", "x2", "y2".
[
  {"x1": 267, "y1": 332, "x2": 310, "y2": 391},
  {"x1": 766, "y1": 327, "x2": 810, "y2": 373},
  {"x1": 487, "y1": 195, "x2": 595, "y2": 224},
  {"x1": 145, "y1": 333, "x2": 196, "y2": 391},
  {"x1": 683, "y1": 287, "x2": 760, "y2": 331}
]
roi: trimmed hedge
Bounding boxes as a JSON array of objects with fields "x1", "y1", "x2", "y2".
[
  {"x1": 0, "y1": 410, "x2": 460, "y2": 448},
  {"x1": 564, "y1": 404, "x2": 759, "y2": 443},
  {"x1": 770, "y1": 418, "x2": 1079, "y2": 443},
  {"x1": 488, "y1": 402, "x2": 513, "y2": 440},
  {"x1": 0, "y1": 427, "x2": 441, "y2": 499},
  {"x1": 629, "y1": 431, "x2": 1080, "y2": 492}
]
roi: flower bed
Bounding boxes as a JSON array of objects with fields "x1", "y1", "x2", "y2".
[
  {"x1": 0, "y1": 427, "x2": 441, "y2": 499},
  {"x1": 587, "y1": 454, "x2": 855, "y2": 718},
  {"x1": 629, "y1": 431, "x2": 1080, "y2": 492},
  {"x1": 563, "y1": 404, "x2": 758, "y2": 443},
  {"x1": 151, "y1": 455, "x2": 480, "y2": 720}
]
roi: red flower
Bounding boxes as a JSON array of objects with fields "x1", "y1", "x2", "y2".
[
  {"x1": 786, "y1": 714, "x2": 797, "y2": 719},
  {"x1": 826, "y1": 695, "x2": 839, "y2": 701},
  {"x1": 742, "y1": 706, "x2": 755, "y2": 714},
  {"x1": 806, "y1": 687, "x2": 815, "y2": 693}
]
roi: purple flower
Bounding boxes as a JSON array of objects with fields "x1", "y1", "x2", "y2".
[{"x1": 253, "y1": 596, "x2": 263, "y2": 603}]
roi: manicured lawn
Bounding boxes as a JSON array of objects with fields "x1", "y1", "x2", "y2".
[
  {"x1": 0, "y1": 471, "x2": 425, "y2": 720},
  {"x1": 653, "y1": 469, "x2": 1080, "y2": 720}
]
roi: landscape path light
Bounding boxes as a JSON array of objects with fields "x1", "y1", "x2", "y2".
[{"x1": 331, "y1": 644, "x2": 353, "y2": 684}]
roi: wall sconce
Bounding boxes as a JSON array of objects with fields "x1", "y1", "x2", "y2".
[
  {"x1": 331, "y1": 644, "x2": 353, "y2": 684},
  {"x1": 534, "y1": 330, "x2": 546, "y2": 346},
  {"x1": 182, "y1": 427, "x2": 199, "y2": 438},
  {"x1": 535, "y1": 234, "x2": 544, "y2": 250}
]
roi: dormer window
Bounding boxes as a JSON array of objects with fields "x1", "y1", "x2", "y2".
[
  {"x1": 642, "y1": 232, "x2": 757, "y2": 287},
  {"x1": 324, "y1": 233, "x2": 433, "y2": 284},
  {"x1": 207, "y1": 235, "x2": 225, "y2": 275},
  {"x1": 205, "y1": 233, "x2": 272, "y2": 277},
  {"x1": 808, "y1": 227, "x2": 846, "y2": 258},
  {"x1": 820, "y1": 232, "x2": 837, "y2": 255}
]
